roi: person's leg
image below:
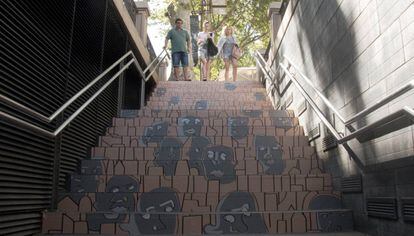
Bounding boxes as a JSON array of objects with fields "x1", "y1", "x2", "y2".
[
  {"x1": 172, "y1": 52, "x2": 180, "y2": 81},
  {"x1": 200, "y1": 58, "x2": 207, "y2": 81},
  {"x1": 181, "y1": 52, "x2": 190, "y2": 81},
  {"x1": 232, "y1": 58, "x2": 238, "y2": 82},
  {"x1": 224, "y1": 59, "x2": 230, "y2": 81},
  {"x1": 205, "y1": 59, "x2": 211, "y2": 81}
]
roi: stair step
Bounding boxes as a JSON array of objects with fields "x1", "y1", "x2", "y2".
[
  {"x1": 66, "y1": 174, "x2": 332, "y2": 194},
  {"x1": 106, "y1": 124, "x2": 304, "y2": 138},
  {"x1": 42, "y1": 209, "x2": 353, "y2": 234},
  {"x1": 81, "y1": 153, "x2": 321, "y2": 176},
  {"x1": 90, "y1": 143, "x2": 316, "y2": 161},
  {"x1": 56, "y1": 191, "x2": 342, "y2": 213},
  {"x1": 97, "y1": 135, "x2": 308, "y2": 148},
  {"x1": 126, "y1": 109, "x2": 293, "y2": 118}
]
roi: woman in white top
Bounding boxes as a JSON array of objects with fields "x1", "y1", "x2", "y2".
[
  {"x1": 197, "y1": 21, "x2": 214, "y2": 81},
  {"x1": 217, "y1": 26, "x2": 238, "y2": 81}
]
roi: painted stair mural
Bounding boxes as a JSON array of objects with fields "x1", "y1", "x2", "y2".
[{"x1": 42, "y1": 81, "x2": 353, "y2": 235}]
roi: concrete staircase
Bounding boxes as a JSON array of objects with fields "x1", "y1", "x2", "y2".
[{"x1": 41, "y1": 81, "x2": 354, "y2": 235}]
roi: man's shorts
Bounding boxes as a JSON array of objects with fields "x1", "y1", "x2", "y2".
[{"x1": 172, "y1": 52, "x2": 189, "y2": 68}]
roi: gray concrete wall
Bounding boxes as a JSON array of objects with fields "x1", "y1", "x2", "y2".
[{"x1": 268, "y1": 0, "x2": 414, "y2": 235}]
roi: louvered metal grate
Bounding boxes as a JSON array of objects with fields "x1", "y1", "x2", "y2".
[
  {"x1": 323, "y1": 132, "x2": 338, "y2": 152},
  {"x1": 341, "y1": 175, "x2": 362, "y2": 193},
  {"x1": 401, "y1": 198, "x2": 414, "y2": 222},
  {"x1": 366, "y1": 197, "x2": 398, "y2": 220},
  {"x1": 0, "y1": 0, "x2": 148, "y2": 235}
]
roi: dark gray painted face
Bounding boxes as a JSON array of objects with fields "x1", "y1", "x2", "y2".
[
  {"x1": 241, "y1": 109, "x2": 263, "y2": 117},
  {"x1": 70, "y1": 175, "x2": 99, "y2": 193},
  {"x1": 178, "y1": 116, "x2": 203, "y2": 137},
  {"x1": 66, "y1": 175, "x2": 99, "y2": 204},
  {"x1": 142, "y1": 121, "x2": 169, "y2": 144},
  {"x1": 188, "y1": 137, "x2": 211, "y2": 174},
  {"x1": 168, "y1": 96, "x2": 180, "y2": 106},
  {"x1": 95, "y1": 176, "x2": 139, "y2": 211},
  {"x1": 136, "y1": 187, "x2": 180, "y2": 234},
  {"x1": 254, "y1": 136, "x2": 285, "y2": 174},
  {"x1": 204, "y1": 191, "x2": 267, "y2": 234},
  {"x1": 155, "y1": 87, "x2": 166, "y2": 97},
  {"x1": 154, "y1": 138, "x2": 182, "y2": 176},
  {"x1": 81, "y1": 160, "x2": 103, "y2": 175},
  {"x1": 254, "y1": 92, "x2": 265, "y2": 101},
  {"x1": 271, "y1": 117, "x2": 294, "y2": 128},
  {"x1": 195, "y1": 100, "x2": 208, "y2": 110},
  {"x1": 224, "y1": 83, "x2": 237, "y2": 91},
  {"x1": 203, "y1": 145, "x2": 236, "y2": 184},
  {"x1": 228, "y1": 117, "x2": 249, "y2": 139},
  {"x1": 316, "y1": 211, "x2": 354, "y2": 232}
]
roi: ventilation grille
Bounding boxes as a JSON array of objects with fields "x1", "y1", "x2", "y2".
[
  {"x1": 366, "y1": 198, "x2": 398, "y2": 220},
  {"x1": 341, "y1": 175, "x2": 362, "y2": 193},
  {"x1": 323, "y1": 132, "x2": 338, "y2": 152},
  {"x1": 401, "y1": 198, "x2": 414, "y2": 222}
]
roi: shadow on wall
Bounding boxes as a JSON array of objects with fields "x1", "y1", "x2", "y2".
[{"x1": 285, "y1": 0, "x2": 373, "y2": 171}]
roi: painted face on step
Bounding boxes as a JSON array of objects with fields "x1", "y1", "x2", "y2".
[
  {"x1": 136, "y1": 187, "x2": 180, "y2": 234},
  {"x1": 202, "y1": 145, "x2": 236, "y2": 183},
  {"x1": 204, "y1": 191, "x2": 268, "y2": 234},
  {"x1": 254, "y1": 92, "x2": 265, "y2": 101},
  {"x1": 142, "y1": 121, "x2": 169, "y2": 144},
  {"x1": 168, "y1": 96, "x2": 180, "y2": 106},
  {"x1": 178, "y1": 116, "x2": 203, "y2": 137},
  {"x1": 228, "y1": 117, "x2": 249, "y2": 139},
  {"x1": 95, "y1": 176, "x2": 139, "y2": 212},
  {"x1": 224, "y1": 83, "x2": 237, "y2": 91},
  {"x1": 188, "y1": 137, "x2": 211, "y2": 175},
  {"x1": 241, "y1": 109, "x2": 263, "y2": 118},
  {"x1": 86, "y1": 176, "x2": 139, "y2": 232},
  {"x1": 154, "y1": 138, "x2": 182, "y2": 176},
  {"x1": 81, "y1": 160, "x2": 103, "y2": 175},
  {"x1": 254, "y1": 136, "x2": 285, "y2": 174},
  {"x1": 155, "y1": 87, "x2": 166, "y2": 97},
  {"x1": 195, "y1": 100, "x2": 208, "y2": 110}
]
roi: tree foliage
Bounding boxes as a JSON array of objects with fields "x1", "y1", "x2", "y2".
[{"x1": 149, "y1": 0, "x2": 276, "y2": 80}]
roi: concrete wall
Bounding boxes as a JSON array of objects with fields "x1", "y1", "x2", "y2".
[{"x1": 268, "y1": 0, "x2": 414, "y2": 235}]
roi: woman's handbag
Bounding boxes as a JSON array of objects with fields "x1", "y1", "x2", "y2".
[
  {"x1": 207, "y1": 38, "x2": 218, "y2": 57},
  {"x1": 232, "y1": 44, "x2": 242, "y2": 60}
]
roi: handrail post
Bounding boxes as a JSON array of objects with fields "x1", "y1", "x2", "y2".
[
  {"x1": 50, "y1": 133, "x2": 63, "y2": 210},
  {"x1": 140, "y1": 79, "x2": 145, "y2": 109}
]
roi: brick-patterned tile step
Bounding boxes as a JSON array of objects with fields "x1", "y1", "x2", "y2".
[
  {"x1": 149, "y1": 96, "x2": 271, "y2": 102},
  {"x1": 66, "y1": 174, "x2": 333, "y2": 194},
  {"x1": 107, "y1": 125, "x2": 304, "y2": 138},
  {"x1": 153, "y1": 85, "x2": 266, "y2": 91},
  {"x1": 55, "y1": 191, "x2": 342, "y2": 213},
  {"x1": 42, "y1": 209, "x2": 353, "y2": 234},
  {"x1": 112, "y1": 115, "x2": 296, "y2": 128},
  {"x1": 96, "y1": 135, "x2": 309, "y2": 148},
  {"x1": 146, "y1": 102, "x2": 272, "y2": 109},
  {"x1": 91, "y1": 140, "x2": 313, "y2": 161},
  {"x1": 125, "y1": 109, "x2": 294, "y2": 119},
  {"x1": 146, "y1": 105, "x2": 275, "y2": 110},
  {"x1": 80, "y1": 156, "x2": 324, "y2": 176}
]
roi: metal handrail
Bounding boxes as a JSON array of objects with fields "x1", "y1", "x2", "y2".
[
  {"x1": 279, "y1": 62, "x2": 414, "y2": 144},
  {"x1": 254, "y1": 50, "x2": 414, "y2": 146},
  {"x1": 0, "y1": 49, "x2": 169, "y2": 137},
  {"x1": 283, "y1": 56, "x2": 414, "y2": 125}
]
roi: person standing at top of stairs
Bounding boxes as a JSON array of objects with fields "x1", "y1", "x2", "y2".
[{"x1": 164, "y1": 18, "x2": 192, "y2": 81}]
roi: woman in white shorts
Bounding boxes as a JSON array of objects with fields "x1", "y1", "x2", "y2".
[{"x1": 197, "y1": 21, "x2": 214, "y2": 81}]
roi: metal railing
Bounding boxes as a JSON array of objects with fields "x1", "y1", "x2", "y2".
[
  {"x1": 254, "y1": 50, "x2": 414, "y2": 146},
  {"x1": 0, "y1": 49, "x2": 169, "y2": 138}
]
